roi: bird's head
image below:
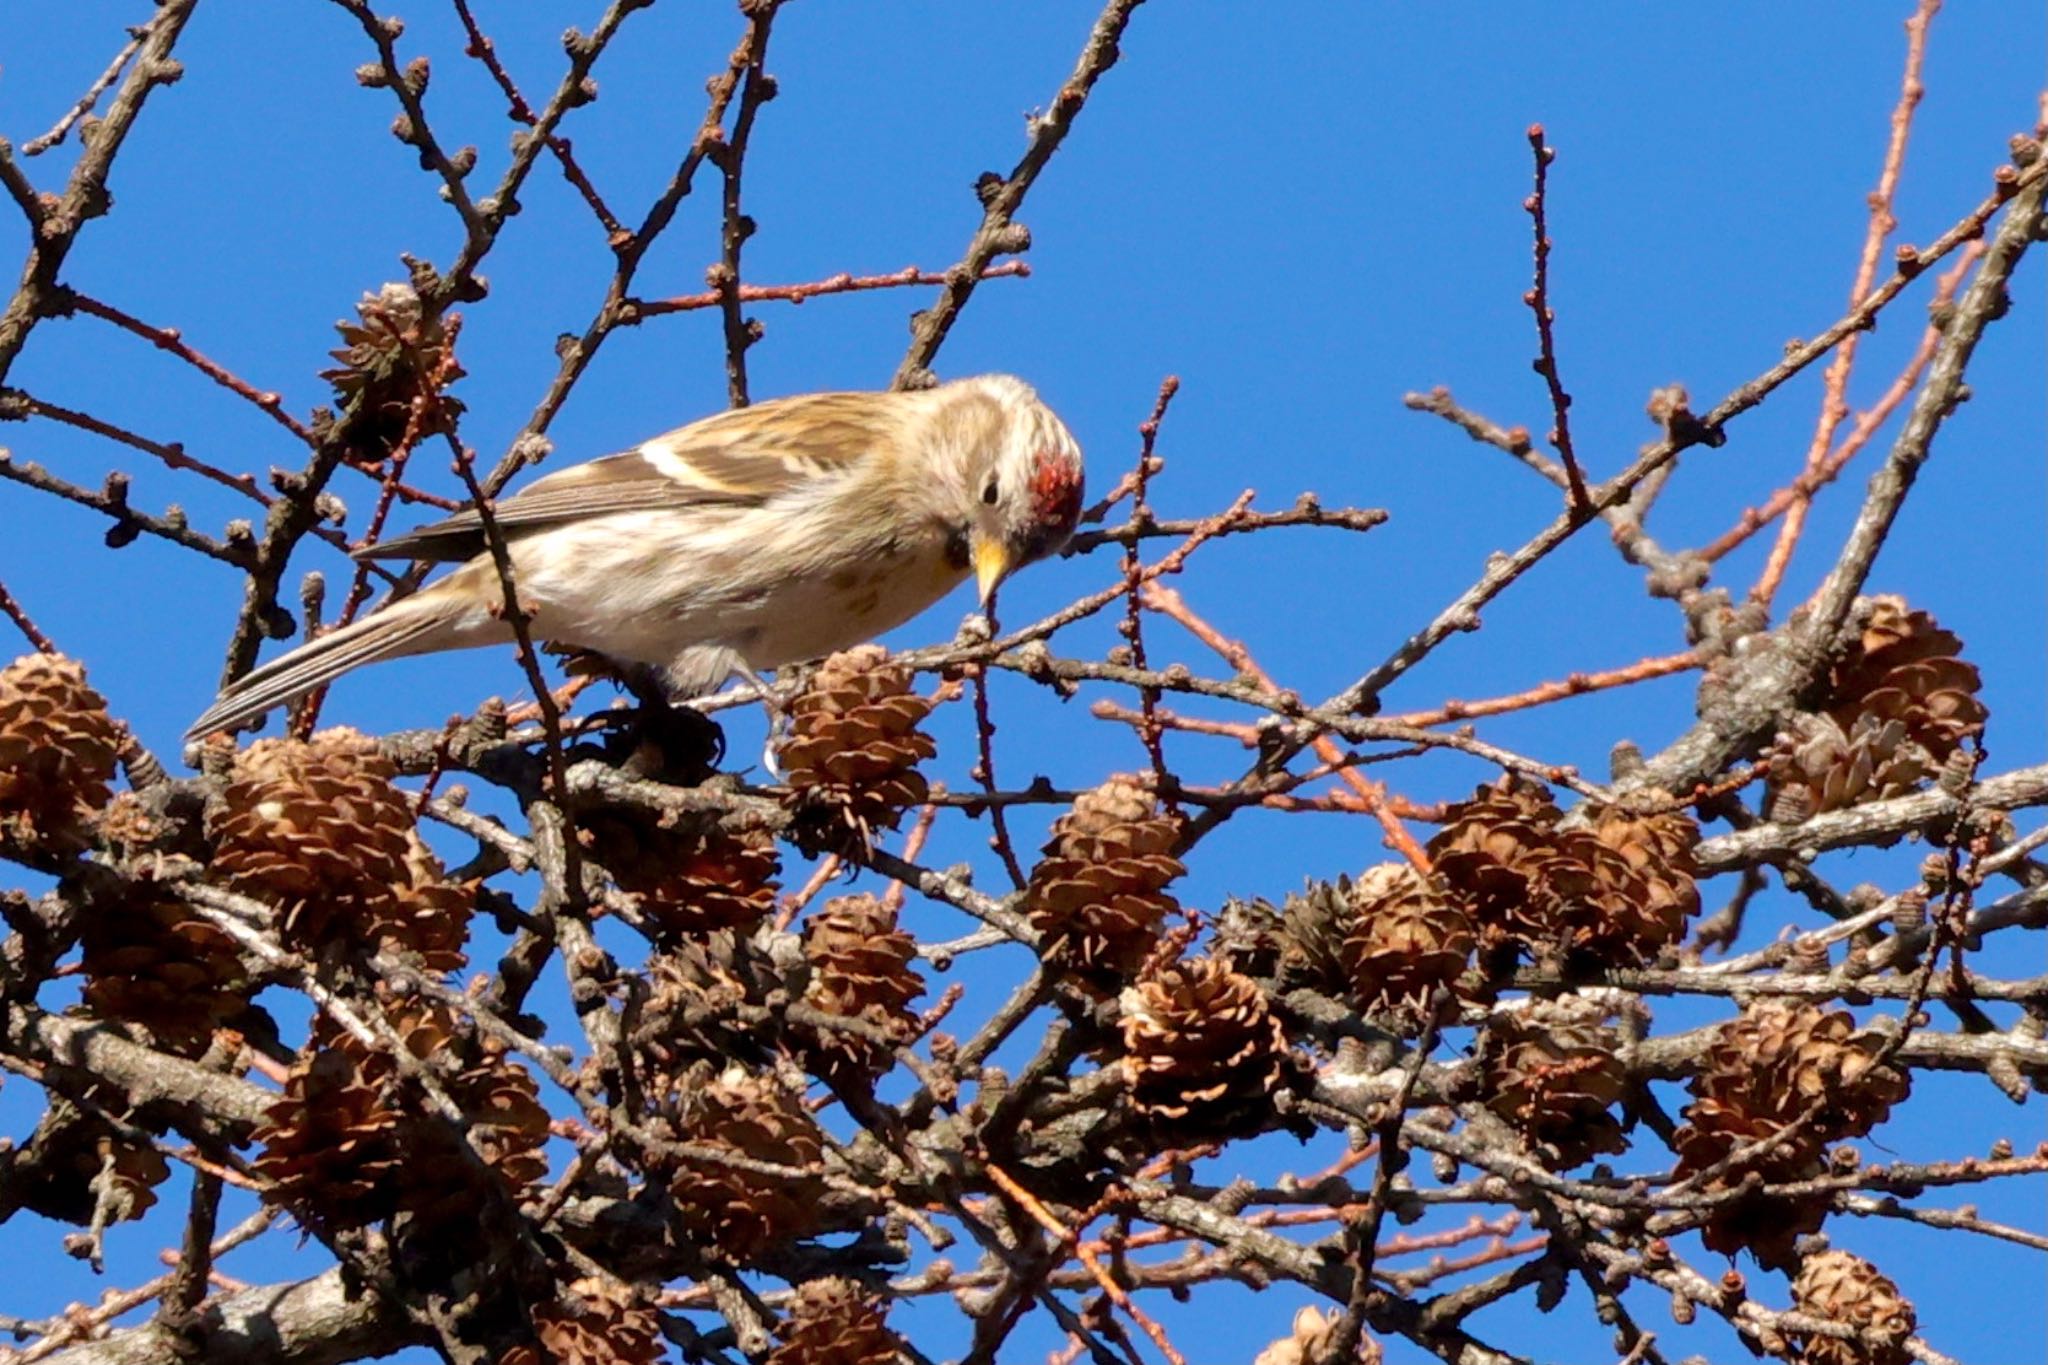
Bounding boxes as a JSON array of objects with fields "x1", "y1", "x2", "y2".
[{"x1": 938, "y1": 375, "x2": 1085, "y2": 605}]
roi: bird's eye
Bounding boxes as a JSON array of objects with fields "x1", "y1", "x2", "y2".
[{"x1": 981, "y1": 478, "x2": 1000, "y2": 506}]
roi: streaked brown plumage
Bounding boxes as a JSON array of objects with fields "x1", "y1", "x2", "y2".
[{"x1": 188, "y1": 374, "x2": 1083, "y2": 740}]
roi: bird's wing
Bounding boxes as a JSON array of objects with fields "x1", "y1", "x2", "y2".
[{"x1": 354, "y1": 391, "x2": 902, "y2": 563}]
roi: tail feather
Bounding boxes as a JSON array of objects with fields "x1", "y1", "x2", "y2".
[{"x1": 186, "y1": 602, "x2": 456, "y2": 741}]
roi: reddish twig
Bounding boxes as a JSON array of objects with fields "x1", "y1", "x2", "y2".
[
  {"x1": 985, "y1": 1162, "x2": 1188, "y2": 1365},
  {"x1": 1698, "y1": 241, "x2": 1978, "y2": 566},
  {"x1": 883, "y1": 801, "x2": 942, "y2": 913},
  {"x1": 1120, "y1": 377, "x2": 1180, "y2": 808},
  {"x1": 449, "y1": 0, "x2": 628, "y2": 244},
  {"x1": 1143, "y1": 583, "x2": 1432, "y2": 873},
  {"x1": 1749, "y1": 0, "x2": 1937, "y2": 609},
  {"x1": 1383, "y1": 649, "x2": 1703, "y2": 728},
  {"x1": 1524, "y1": 125, "x2": 1588, "y2": 512},
  {"x1": 620, "y1": 261, "x2": 1031, "y2": 322},
  {"x1": 60, "y1": 291, "x2": 314, "y2": 444}
]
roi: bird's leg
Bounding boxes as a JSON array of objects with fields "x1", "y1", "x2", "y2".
[{"x1": 730, "y1": 660, "x2": 789, "y2": 781}]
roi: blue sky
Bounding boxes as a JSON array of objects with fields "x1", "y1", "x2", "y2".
[{"x1": 1, "y1": 4, "x2": 2042, "y2": 1362}]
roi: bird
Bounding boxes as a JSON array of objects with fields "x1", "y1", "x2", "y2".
[{"x1": 187, "y1": 373, "x2": 1084, "y2": 742}]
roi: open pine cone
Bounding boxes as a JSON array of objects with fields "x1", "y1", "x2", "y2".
[
  {"x1": 1672, "y1": 1001, "x2": 1908, "y2": 1265},
  {"x1": 0, "y1": 653, "x2": 121, "y2": 861},
  {"x1": 78, "y1": 887, "x2": 252, "y2": 1058},
  {"x1": 1477, "y1": 1000, "x2": 1627, "y2": 1169},
  {"x1": 663, "y1": 1064, "x2": 827, "y2": 1260},
  {"x1": 1119, "y1": 956, "x2": 1298, "y2": 1140},
  {"x1": 1790, "y1": 1250, "x2": 1916, "y2": 1365},
  {"x1": 777, "y1": 645, "x2": 935, "y2": 844},
  {"x1": 1767, "y1": 597, "x2": 1985, "y2": 819},
  {"x1": 800, "y1": 894, "x2": 924, "y2": 1086},
  {"x1": 766, "y1": 1277, "x2": 905, "y2": 1365},
  {"x1": 517, "y1": 1277, "x2": 665, "y2": 1365},
  {"x1": 1339, "y1": 863, "x2": 1475, "y2": 1016},
  {"x1": 1024, "y1": 775, "x2": 1182, "y2": 992},
  {"x1": 320, "y1": 282, "x2": 465, "y2": 455},
  {"x1": 580, "y1": 807, "x2": 779, "y2": 940},
  {"x1": 1428, "y1": 778, "x2": 1699, "y2": 967},
  {"x1": 209, "y1": 729, "x2": 471, "y2": 965}
]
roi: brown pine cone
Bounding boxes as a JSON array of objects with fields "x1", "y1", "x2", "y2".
[
  {"x1": 1119, "y1": 956, "x2": 1298, "y2": 1140},
  {"x1": 1672, "y1": 1001, "x2": 1907, "y2": 1265},
  {"x1": 1768, "y1": 598, "x2": 1986, "y2": 818},
  {"x1": 253, "y1": 1044, "x2": 407, "y2": 1229},
  {"x1": 633, "y1": 935, "x2": 761, "y2": 1080},
  {"x1": 778, "y1": 645, "x2": 936, "y2": 843},
  {"x1": 0, "y1": 653, "x2": 121, "y2": 861},
  {"x1": 210, "y1": 730, "x2": 471, "y2": 964},
  {"x1": 1579, "y1": 801, "x2": 1700, "y2": 958},
  {"x1": 766, "y1": 1277, "x2": 905, "y2": 1365},
  {"x1": 800, "y1": 894, "x2": 924, "y2": 1085},
  {"x1": 664, "y1": 1065, "x2": 827, "y2": 1260},
  {"x1": 1766, "y1": 713, "x2": 1932, "y2": 821},
  {"x1": 1428, "y1": 777, "x2": 1579, "y2": 956},
  {"x1": 1477, "y1": 1000, "x2": 1627, "y2": 1169},
  {"x1": 1340, "y1": 863, "x2": 1474, "y2": 1016},
  {"x1": 1790, "y1": 1250, "x2": 1916, "y2": 1365},
  {"x1": 580, "y1": 807, "x2": 779, "y2": 939},
  {"x1": 1024, "y1": 775, "x2": 1182, "y2": 992},
  {"x1": 524, "y1": 1277, "x2": 665, "y2": 1365},
  {"x1": 78, "y1": 888, "x2": 252, "y2": 1057},
  {"x1": 320, "y1": 282, "x2": 465, "y2": 453},
  {"x1": 1832, "y1": 597, "x2": 1986, "y2": 761},
  {"x1": 210, "y1": 730, "x2": 410, "y2": 945}
]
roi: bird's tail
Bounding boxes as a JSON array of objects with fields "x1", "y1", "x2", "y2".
[{"x1": 185, "y1": 595, "x2": 471, "y2": 741}]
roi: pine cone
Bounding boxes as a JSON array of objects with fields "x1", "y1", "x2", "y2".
[
  {"x1": 526, "y1": 1277, "x2": 665, "y2": 1365},
  {"x1": 665, "y1": 1065, "x2": 827, "y2": 1260},
  {"x1": 320, "y1": 282, "x2": 465, "y2": 455},
  {"x1": 778, "y1": 646, "x2": 935, "y2": 842},
  {"x1": 1477, "y1": 1000, "x2": 1627, "y2": 1169},
  {"x1": 1579, "y1": 801, "x2": 1700, "y2": 958},
  {"x1": 1251, "y1": 1306, "x2": 1345, "y2": 1365},
  {"x1": 1340, "y1": 863, "x2": 1474, "y2": 1016},
  {"x1": 1428, "y1": 777, "x2": 1579, "y2": 956},
  {"x1": 1834, "y1": 598, "x2": 1986, "y2": 760},
  {"x1": 1766, "y1": 713, "x2": 1932, "y2": 820},
  {"x1": 800, "y1": 894, "x2": 924, "y2": 1085},
  {"x1": 1672, "y1": 1001, "x2": 1907, "y2": 1265},
  {"x1": 580, "y1": 807, "x2": 779, "y2": 939},
  {"x1": 1790, "y1": 1250, "x2": 1916, "y2": 1365},
  {"x1": 1119, "y1": 956, "x2": 1297, "y2": 1139},
  {"x1": 1768, "y1": 598, "x2": 1986, "y2": 818},
  {"x1": 766, "y1": 1278, "x2": 905, "y2": 1365},
  {"x1": 633, "y1": 935, "x2": 761, "y2": 1080},
  {"x1": 0, "y1": 653, "x2": 121, "y2": 861},
  {"x1": 1274, "y1": 880, "x2": 1353, "y2": 992},
  {"x1": 1024, "y1": 776, "x2": 1182, "y2": 992},
  {"x1": 210, "y1": 730, "x2": 470, "y2": 963},
  {"x1": 253, "y1": 1044, "x2": 407, "y2": 1228},
  {"x1": 1211, "y1": 896, "x2": 1285, "y2": 979},
  {"x1": 1430, "y1": 779, "x2": 1698, "y2": 967},
  {"x1": 79, "y1": 888, "x2": 251, "y2": 1057}
]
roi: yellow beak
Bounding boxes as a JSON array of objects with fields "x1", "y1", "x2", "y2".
[{"x1": 974, "y1": 537, "x2": 1012, "y2": 605}]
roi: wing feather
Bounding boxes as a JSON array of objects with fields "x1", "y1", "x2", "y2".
[{"x1": 354, "y1": 390, "x2": 903, "y2": 564}]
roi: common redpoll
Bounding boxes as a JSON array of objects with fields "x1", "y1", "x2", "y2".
[{"x1": 188, "y1": 374, "x2": 1084, "y2": 739}]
